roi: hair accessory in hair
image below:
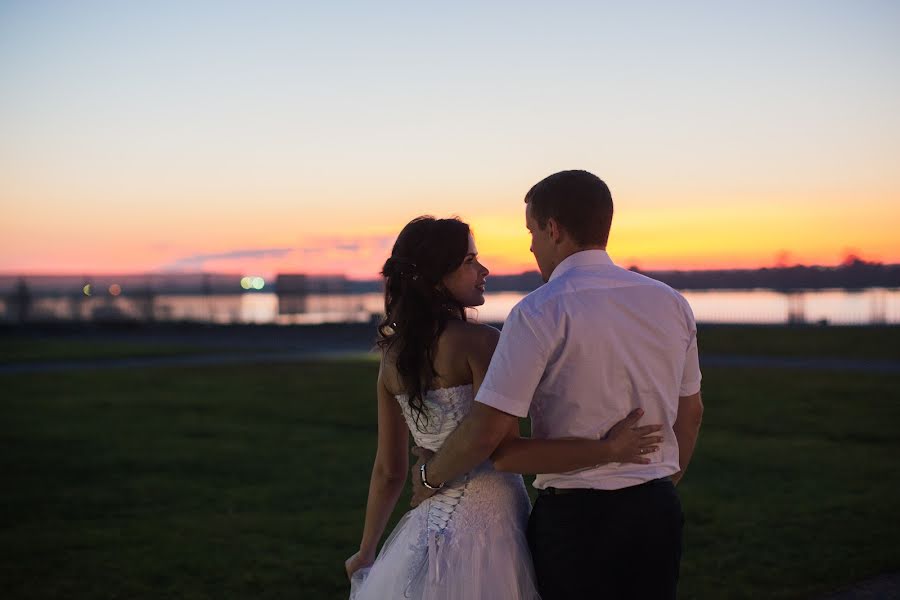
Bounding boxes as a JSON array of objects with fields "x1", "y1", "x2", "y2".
[{"x1": 384, "y1": 256, "x2": 419, "y2": 280}]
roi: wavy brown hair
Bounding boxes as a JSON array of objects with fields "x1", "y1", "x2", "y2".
[{"x1": 377, "y1": 216, "x2": 470, "y2": 431}]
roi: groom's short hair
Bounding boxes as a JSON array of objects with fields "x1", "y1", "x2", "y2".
[{"x1": 525, "y1": 170, "x2": 613, "y2": 247}]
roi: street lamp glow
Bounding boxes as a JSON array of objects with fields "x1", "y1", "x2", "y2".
[
  {"x1": 252, "y1": 277, "x2": 265, "y2": 290},
  {"x1": 240, "y1": 277, "x2": 252, "y2": 290}
]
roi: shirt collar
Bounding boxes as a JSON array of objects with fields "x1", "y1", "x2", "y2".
[{"x1": 548, "y1": 249, "x2": 615, "y2": 282}]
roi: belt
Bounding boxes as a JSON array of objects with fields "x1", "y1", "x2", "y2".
[{"x1": 537, "y1": 477, "x2": 671, "y2": 496}]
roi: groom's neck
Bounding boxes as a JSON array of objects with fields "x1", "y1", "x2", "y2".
[{"x1": 557, "y1": 243, "x2": 606, "y2": 261}]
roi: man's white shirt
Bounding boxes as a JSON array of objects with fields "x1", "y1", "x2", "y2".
[{"x1": 476, "y1": 250, "x2": 702, "y2": 490}]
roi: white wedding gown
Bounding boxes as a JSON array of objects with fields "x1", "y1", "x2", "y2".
[{"x1": 350, "y1": 384, "x2": 541, "y2": 599}]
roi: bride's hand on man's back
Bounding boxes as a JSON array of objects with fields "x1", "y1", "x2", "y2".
[{"x1": 602, "y1": 409, "x2": 664, "y2": 464}]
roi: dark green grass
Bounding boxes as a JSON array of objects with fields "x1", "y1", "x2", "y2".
[
  {"x1": 0, "y1": 339, "x2": 227, "y2": 363},
  {"x1": 3, "y1": 324, "x2": 898, "y2": 365},
  {"x1": 697, "y1": 324, "x2": 900, "y2": 360},
  {"x1": 677, "y1": 367, "x2": 900, "y2": 599},
  {"x1": 1, "y1": 360, "x2": 898, "y2": 599},
  {"x1": 1, "y1": 361, "x2": 380, "y2": 599}
]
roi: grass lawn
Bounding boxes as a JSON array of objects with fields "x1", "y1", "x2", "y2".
[
  {"x1": 3, "y1": 324, "x2": 899, "y2": 365},
  {"x1": 1, "y1": 357, "x2": 898, "y2": 598},
  {"x1": 0, "y1": 339, "x2": 228, "y2": 364},
  {"x1": 697, "y1": 324, "x2": 900, "y2": 360}
]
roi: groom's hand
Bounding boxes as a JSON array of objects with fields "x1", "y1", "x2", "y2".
[{"x1": 409, "y1": 446, "x2": 437, "y2": 508}]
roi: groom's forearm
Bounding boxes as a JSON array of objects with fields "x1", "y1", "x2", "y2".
[{"x1": 426, "y1": 403, "x2": 512, "y2": 486}]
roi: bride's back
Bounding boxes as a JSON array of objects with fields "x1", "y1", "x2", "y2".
[{"x1": 380, "y1": 319, "x2": 498, "y2": 397}]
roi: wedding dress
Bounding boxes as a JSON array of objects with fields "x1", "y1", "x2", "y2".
[{"x1": 350, "y1": 384, "x2": 540, "y2": 599}]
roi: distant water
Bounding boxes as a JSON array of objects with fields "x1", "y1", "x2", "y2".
[{"x1": 3, "y1": 288, "x2": 899, "y2": 326}]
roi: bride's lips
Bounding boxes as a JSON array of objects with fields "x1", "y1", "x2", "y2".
[{"x1": 475, "y1": 283, "x2": 485, "y2": 292}]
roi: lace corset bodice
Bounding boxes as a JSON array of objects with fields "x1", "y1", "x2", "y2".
[{"x1": 395, "y1": 384, "x2": 474, "y2": 452}]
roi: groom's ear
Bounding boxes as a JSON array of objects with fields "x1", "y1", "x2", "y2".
[{"x1": 546, "y1": 217, "x2": 563, "y2": 245}]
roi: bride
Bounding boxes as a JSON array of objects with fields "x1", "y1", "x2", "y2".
[{"x1": 345, "y1": 216, "x2": 662, "y2": 599}]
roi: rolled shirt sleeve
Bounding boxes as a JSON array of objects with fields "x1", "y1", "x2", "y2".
[{"x1": 475, "y1": 303, "x2": 552, "y2": 418}]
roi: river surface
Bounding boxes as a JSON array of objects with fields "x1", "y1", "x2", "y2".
[{"x1": 7, "y1": 288, "x2": 899, "y2": 326}]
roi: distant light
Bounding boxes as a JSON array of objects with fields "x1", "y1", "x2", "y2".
[
  {"x1": 82, "y1": 284, "x2": 92, "y2": 296},
  {"x1": 109, "y1": 284, "x2": 122, "y2": 296},
  {"x1": 252, "y1": 277, "x2": 265, "y2": 290},
  {"x1": 240, "y1": 277, "x2": 252, "y2": 290}
]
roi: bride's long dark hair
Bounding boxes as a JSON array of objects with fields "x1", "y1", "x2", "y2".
[{"x1": 377, "y1": 216, "x2": 471, "y2": 431}]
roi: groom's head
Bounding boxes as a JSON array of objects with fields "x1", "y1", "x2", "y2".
[{"x1": 524, "y1": 170, "x2": 613, "y2": 281}]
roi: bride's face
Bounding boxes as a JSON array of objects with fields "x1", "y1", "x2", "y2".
[{"x1": 441, "y1": 234, "x2": 489, "y2": 307}]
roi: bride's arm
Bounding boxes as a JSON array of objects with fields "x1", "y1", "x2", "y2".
[
  {"x1": 467, "y1": 327, "x2": 662, "y2": 475},
  {"x1": 490, "y1": 413, "x2": 659, "y2": 474},
  {"x1": 413, "y1": 325, "x2": 662, "y2": 503},
  {"x1": 351, "y1": 358, "x2": 410, "y2": 571}
]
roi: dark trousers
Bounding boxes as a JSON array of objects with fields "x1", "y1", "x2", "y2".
[{"x1": 526, "y1": 478, "x2": 683, "y2": 600}]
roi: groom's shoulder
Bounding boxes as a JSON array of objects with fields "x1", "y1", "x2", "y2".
[
  {"x1": 618, "y1": 268, "x2": 695, "y2": 314},
  {"x1": 517, "y1": 266, "x2": 690, "y2": 313},
  {"x1": 620, "y1": 267, "x2": 680, "y2": 293},
  {"x1": 515, "y1": 275, "x2": 570, "y2": 313}
]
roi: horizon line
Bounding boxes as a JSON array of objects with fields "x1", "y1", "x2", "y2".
[{"x1": 1, "y1": 257, "x2": 896, "y2": 281}]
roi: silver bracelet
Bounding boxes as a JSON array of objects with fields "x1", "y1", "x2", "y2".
[{"x1": 420, "y1": 462, "x2": 444, "y2": 490}]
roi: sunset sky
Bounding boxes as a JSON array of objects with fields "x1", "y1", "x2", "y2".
[{"x1": 2, "y1": 1, "x2": 898, "y2": 279}]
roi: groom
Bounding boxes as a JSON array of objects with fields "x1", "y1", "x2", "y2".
[{"x1": 411, "y1": 170, "x2": 704, "y2": 599}]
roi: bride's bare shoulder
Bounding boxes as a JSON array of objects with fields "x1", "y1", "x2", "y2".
[{"x1": 440, "y1": 319, "x2": 501, "y2": 353}]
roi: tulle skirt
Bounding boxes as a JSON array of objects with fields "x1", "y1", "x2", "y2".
[{"x1": 350, "y1": 466, "x2": 541, "y2": 599}]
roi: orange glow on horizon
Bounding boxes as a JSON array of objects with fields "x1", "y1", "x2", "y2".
[
  {"x1": 2, "y1": 187, "x2": 898, "y2": 278},
  {"x1": 0, "y1": 236, "x2": 900, "y2": 280}
]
